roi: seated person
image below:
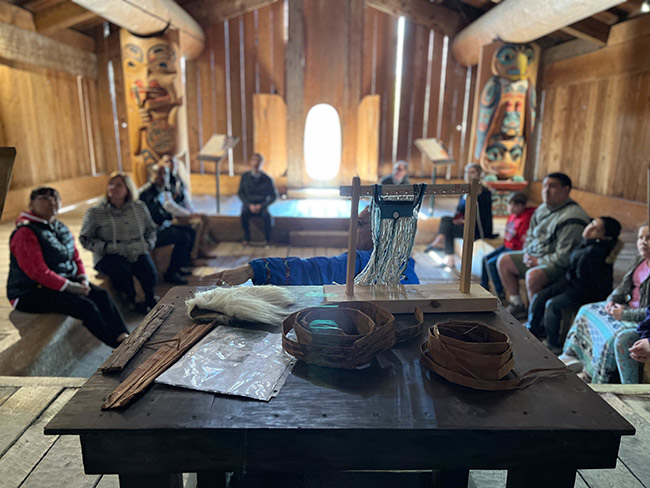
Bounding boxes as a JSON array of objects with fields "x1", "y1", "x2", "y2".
[
  {"x1": 160, "y1": 153, "x2": 217, "y2": 260},
  {"x1": 560, "y1": 224, "x2": 650, "y2": 383},
  {"x1": 480, "y1": 192, "x2": 535, "y2": 299},
  {"x1": 210, "y1": 208, "x2": 419, "y2": 286},
  {"x1": 380, "y1": 160, "x2": 410, "y2": 185},
  {"x1": 527, "y1": 216, "x2": 621, "y2": 354},
  {"x1": 426, "y1": 163, "x2": 496, "y2": 267},
  {"x1": 140, "y1": 164, "x2": 195, "y2": 285},
  {"x1": 238, "y1": 153, "x2": 277, "y2": 245},
  {"x1": 498, "y1": 172, "x2": 589, "y2": 318},
  {"x1": 625, "y1": 308, "x2": 650, "y2": 380},
  {"x1": 7, "y1": 187, "x2": 129, "y2": 348},
  {"x1": 80, "y1": 172, "x2": 159, "y2": 314}
]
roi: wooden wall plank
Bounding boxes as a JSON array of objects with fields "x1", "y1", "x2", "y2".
[
  {"x1": 407, "y1": 23, "x2": 429, "y2": 176},
  {"x1": 425, "y1": 30, "x2": 444, "y2": 177},
  {"x1": 228, "y1": 17, "x2": 245, "y2": 173},
  {"x1": 253, "y1": 94, "x2": 287, "y2": 179},
  {"x1": 0, "y1": 2, "x2": 36, "y2": 31},
  {"x1": 271, "y1": 0, "x2": 285, "y2": 98},
  {"x1": 285, "y1": 0, "x2": 304, "y2": 188},
  {"x1": 0, "y1": 22, "x2": 97, "y2": 79},
  {"x1": 198, "y1": 26, "x2": 216, "y2": 173},
  {"x1": 243, "y1": 12, "x2": 257, "y2": 164},
  {"x1": 375, "y1": 10, "x2": 398, "y2": 176},
  {"x1": 362, "y1": 6, "x2": 377, "y2": 97},
  {"x1": 394, "y1": 17, "x2": 416, "y2": 165},
  {"x1": 0, "y1": 387, "x2": 16, "y2": 408},
  {"x1": 212, "y1": 22, "x2": 229, "y2": 158},
  {"x1": 184, "y1": 59, "x2": 201, "y2": 174},
  {"x1": 257, "y1": 4, "x2": 272, "y2": 93},
  {"x1": 94, "y1": 26, "x2": 119, "y2": 173}
]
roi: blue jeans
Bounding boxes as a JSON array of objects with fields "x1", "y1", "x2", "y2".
[{"x1": 481, "y1": 245, "x2": 506, "y2": 295}]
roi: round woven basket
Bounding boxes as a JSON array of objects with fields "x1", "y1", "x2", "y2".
[
  {"x1": 282, "y1": 302, "x2": 396, "y2": 369},
  {"x1": 420, "y1": 320, "x2": 519, "y2": 390}
]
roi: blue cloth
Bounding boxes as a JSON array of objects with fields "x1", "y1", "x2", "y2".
[{"x1": 249, "y1": 250, "x2": 419, "y2": 286}]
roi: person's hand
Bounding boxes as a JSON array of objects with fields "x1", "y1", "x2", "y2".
[
  {"x1": 523, "y1": 253, "x2": 538, "y2": 268},
  {"x1": 608, "y1": 304, "x2": 625, "y2": 320},
  {"x1": 452, "y1": 217, "x2": 464, "y2": 225},
  {"x1": 209, "y1": 265, "x2": 254, "y2": 286},
  {"x1": 67, "y1": 281, "x2": 90, "y2": 296},
  {"x1": 74, "y1": 275, "x2": 90, "y2": 289},
  {"x1": 605, "y1": 301, "x2": 616, "y2": 314},
  {"x1": 629, "y1": 338, "x2": 650, "y2": 363}
]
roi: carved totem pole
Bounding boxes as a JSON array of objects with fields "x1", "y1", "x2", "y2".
[
  {"x1": 121, "y1": 29, "x2": 182, "y2": 187},
  {"x1": 473, "y1": 42, "x2": 539, "y2": 180}
]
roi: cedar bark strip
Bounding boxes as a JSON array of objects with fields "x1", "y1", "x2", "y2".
[
  {"x1": 102, "y1": 321, "x2": 216, "y2": 410},
  {"x1": 100, "y1": 304, "x2": 176, "y2": 374}
]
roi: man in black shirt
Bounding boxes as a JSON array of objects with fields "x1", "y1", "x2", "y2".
[{"x1": 238, "y1": 153, "x2": 277, "y2": 245}]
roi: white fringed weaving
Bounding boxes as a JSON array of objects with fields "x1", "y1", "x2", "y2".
[
  {"x1": 355, "y1": 184, "x2": 426, "y2": 285},
  {"x1": 186, "y1": 285, "x2": 294, "y2": 325}
]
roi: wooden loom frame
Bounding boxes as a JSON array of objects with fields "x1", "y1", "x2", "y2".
[{"x1": 323, "y1": 176, "x2": 498, "y2": 313}]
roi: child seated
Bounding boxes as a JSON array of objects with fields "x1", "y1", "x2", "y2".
[
  {"x1": 529, "y1": 216, "x2": 621, "y2": 354},
  {"x1": 480, "y1": 192, "x2": 534, "y2": 299}
]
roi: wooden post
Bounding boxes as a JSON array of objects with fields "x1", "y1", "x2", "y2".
[
  {"x1": 0, "y1": 148, "x2": 16, "y2": 220},
  {"x1": 345, "y1": 177, "x2": 361, "y2": 296},
  {"x1": 459, "y1": 178, "x2": 479, "y2": 294}
]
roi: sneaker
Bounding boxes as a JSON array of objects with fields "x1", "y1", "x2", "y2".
[
  {"x1": 559, "y1": 353, "x2": 583, "y2": 373},
  {"x1": 506, "y1": 302, "x2": 527, "y2": 319},
  {"x1": 165, "y1": 272, "x2": 188, "y2": 285}
]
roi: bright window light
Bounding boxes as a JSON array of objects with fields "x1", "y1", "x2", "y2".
[
  {"x1": 392, "y1": 16, "x2": 406, "y2": 163},
  {"x1": 304, "y1": 104, "x2": 342, "y2": 181}
]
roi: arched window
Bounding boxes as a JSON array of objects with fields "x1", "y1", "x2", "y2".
[{"x1": 304, "y1": 104, "x2": 341, "y2": 181}]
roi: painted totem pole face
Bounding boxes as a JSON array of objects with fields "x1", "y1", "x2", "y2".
[
  {"x1": 483, "y1": 136, "x2": 524, "y2": 178},
  {"x1": 492, "y1": 43, "x2": 535, "y2": 81},
  {"x1": 123, "y1": 37, "x2": 178, "y2": 112}
]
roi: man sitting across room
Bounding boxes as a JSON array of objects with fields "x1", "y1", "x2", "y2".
[
  {"x1": 210, "y1": 208, "x2": 419, "y2": 286},
  {"x1": 238, "y1": 153, "x2": 278, "y2": 246},
  {"x1": 140, "y1": 164, "x2": 195, "y2": 285},
  {"x1": 497, "y1": 172, "x2": 590, "y2": 318},
  {"x1": 380, "y1": 160, "x2": 410, "y2": 185}
]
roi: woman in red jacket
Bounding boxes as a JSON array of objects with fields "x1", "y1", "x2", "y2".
[{"x1": 7, "y1": 187, "x2": 129, "y2": 348}]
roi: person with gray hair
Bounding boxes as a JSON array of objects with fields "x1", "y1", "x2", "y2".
[{"x1": 380, "y1": 160, "x2": 410, "y2": 185}]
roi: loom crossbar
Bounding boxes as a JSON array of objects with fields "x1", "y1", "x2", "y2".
[{"x1": 340, "y1": 183, "x2": 470, "y2": 197}]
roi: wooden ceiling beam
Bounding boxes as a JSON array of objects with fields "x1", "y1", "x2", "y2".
[
  {"x1": 33, "y1": 0, "x2": 96, "y2": 34},
  {"x1": 451, "y1": 0, "x2": 625, "y2": 66},
  {"x1": 184, "y1": 0, "x2": 279, "y2": 24},
  {"x1": 365, "y1": 0, "x2": 464, "y2": 37},
  {"x1": 561, "y1": 17, "x2": 611, "y2": 46},
  {"x1": 592, "y1": 10, "x2": 621, "y2": 24}
]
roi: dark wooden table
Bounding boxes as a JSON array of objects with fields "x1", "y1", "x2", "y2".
[{"x1": 46, "y1": 286, "x2": 635, "y2": 488}]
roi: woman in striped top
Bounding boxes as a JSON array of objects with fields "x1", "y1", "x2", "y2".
[{"x1": 80, "y1": 172, "x2": 159, "y2": 314}]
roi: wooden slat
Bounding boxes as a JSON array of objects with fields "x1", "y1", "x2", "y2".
[
  {"x1": 361, "y1": 5, "x2": 377, "y2": 97},
  {"x1": 0, "y1": 388, "x2": 77, "y2": 488},
  {"x1": 21, "y1": 434, "x2": 99, "y2": 487},
  {"x1": 185, "y1": 59, "x2": 201, "y2": 174},
  {"x1": 243, "y1": 11, "x2": 257, "y2": 164},
  {"x1": 285, "y1": 0, "x2": 304, "y2": 188},
  {"x1": 105, "y1": 27, "x2": 131, "y2": 172},
  {"x1": 0, "y1": 386, "x2": 61, "y2": 457},
  {"x1": 102, "y1": 321, "x2": 216, "y2": 410},
  {"x1": 0, "y1": 376, "x2": 85, "y2": 387},
  {"x1": 256, "y1": 4, "x2": 272, "y2": 93},
  {"x1": 253, "y1": 94, "x2": 287, "y2": 180},
  {"x1": 33, "y1": 0, "x2": 96, "y2": 34},
  {"x1": 197, "y1": 26, "x2": 215, "y2": 173},
  {"x1": 270, "y1": 0, "x2": 284, "y2": 98},
  {"x1": 0, "y1": 387, "x2": 16, "y2": 408},
  {"x1": 0, "y1": 22, "x2": 97, "y2": 78},
  {"x1": 406, "y1": 23, "x2": 429, "y2": 176},
  {"x1": 365, "y1": 0, "x2": 464, "y2": 38},
  {"x1": 356, "y1": 95, "x2": 380, "y2": 182},
  {"x1": 394, "y1": 16, "x2": 416, "y2": 164},
  {"x1": 544, "y1": 33, "x2": 650, "y2": 87},
  {"x1": 608, "y1": 13, "x2": 650, "y2": 45},
  {"x1": 0, "y1": 2, "x2": 36, "y2": 31},
  {"x1": 93, "y1": 26, "x2": 118, "y2": 175},
  {"x1": 561, "y1": 17, "x2": 610, "y2": 46},
  {"x1": 100, "y1": 303, "x2": 175, "y2": 374},
  {"x1": 425, "y1": 30, "x2": 444, "y2": 175},
  {"x1": 44, "y1": 28, "x2": 95, "y2": 52},
  {"x1": 598, "y1": 394, "x2": 650, "y2": 484},
  {"x1": 185, "y1": 0, "x2": 278, "y2": 25},
  {"x1": 376, "y1": 11, "x2": 398, "y2": 173},
  {"x1": 228, "y1": 16, "x2": 245, "y2": 172}
]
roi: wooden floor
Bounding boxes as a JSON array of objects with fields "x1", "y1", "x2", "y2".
[{"x1": 0, "y1": 376, "x2": 647, "y2": 488}]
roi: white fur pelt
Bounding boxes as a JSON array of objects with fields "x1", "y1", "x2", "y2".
[{"x1": 186, "y1": 285, "x2": 294, "y2": 325}]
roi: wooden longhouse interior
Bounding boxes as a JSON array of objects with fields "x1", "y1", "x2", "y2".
[{"x1": 0, "y1": 0, "x2": 650, "y2": 487}]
